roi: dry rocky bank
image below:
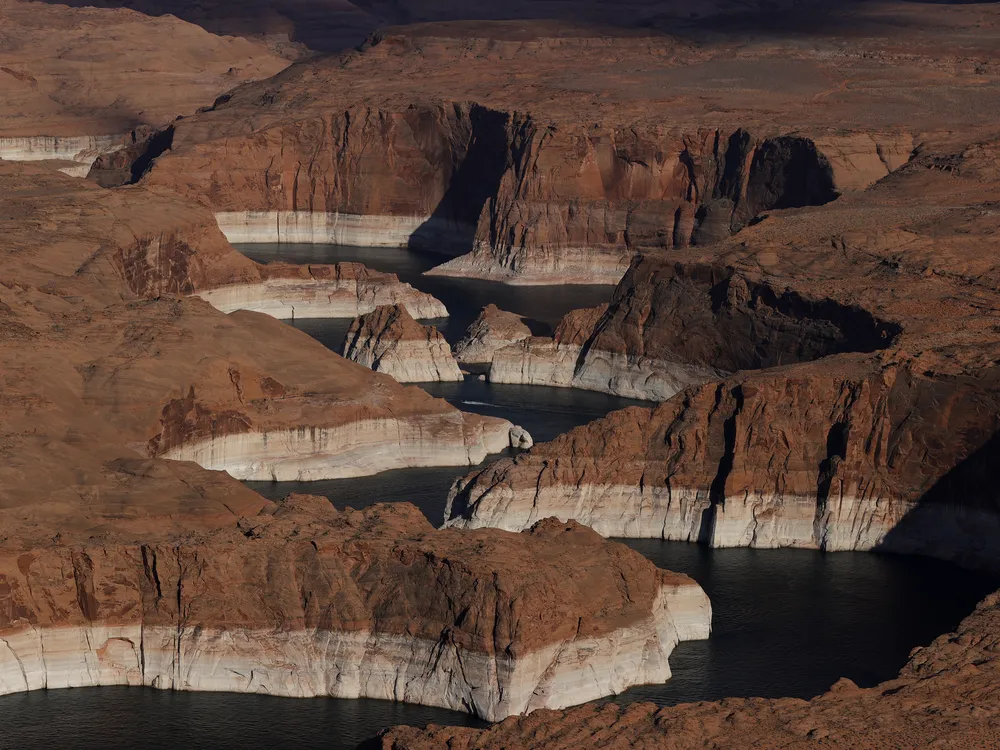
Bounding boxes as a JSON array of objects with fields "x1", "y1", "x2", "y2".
[
  {"x1": 445, "y1": 139, "x2": 1000, "y2": 572},
  {"x1": 372, "y1": 589, "x2": 1000, "y2": 748},
  {"x1": 0, "y1": 161, "x2": 706, "y2": 718},
  {"x1": 6, "y1": 3, "x2": 1000, "y2": 745}
]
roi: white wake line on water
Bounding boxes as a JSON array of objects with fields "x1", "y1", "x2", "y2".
[{"x1": 461, "y1": 400, "x2": 495, "y2": 407}]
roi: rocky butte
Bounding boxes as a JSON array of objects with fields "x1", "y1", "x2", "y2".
[
  {"x1": 453, "y1": 304, "x2": 532, "y2": 367},
  {"x1": 344, "y1": 304, "x2": 465, "y2": 383},
  {"x1": 0, "y1": 161, "x2": 705, "y2": 718}
]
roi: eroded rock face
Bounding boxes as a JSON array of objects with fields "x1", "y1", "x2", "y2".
[
  {"x1": 444, "y1": 139, "x2": 1000, "y2": 571},
  {"x1": 134, "y1": 24, "x2": 955, "y2": 284},
  {"x1": 487, "y1": 261, "x2": 897, "y2": 402},
  {"x1": 371, "y1": 588, "x2": 1000, "y2": 747},
  {"x1": 0, "y1": 496, "x2": 710, "y2": 720},
  {"x1": 454, "y1": 304, "x2": 531, "y2": 365},
  {"x1": 0, "y1": 162, "x2": 510, "y2": 493},
  {"x1": 344, "y1": 304, "x2": 463, "y2": 382},
  {"x1": 98, "y1": 177, "x2": 446, "y2": 320},
  {"x1": 193, "y1": 263, "x2": 448, "y2": 320},
  {"x1": 0, "y1": 159, "x2": 705, "y2": 717}
]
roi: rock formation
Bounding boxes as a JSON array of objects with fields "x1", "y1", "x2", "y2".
[
  {"x1": 0, "y1": 158, "x2": 706, "y2": 718},
  {"x1": 0, "y1": 0, "x2": 289, "y2": 173},
  {"x1": 370, "y1": 587, "x2": 1000, "y2": 747},
  {"x1": 128, "y1": 19, "x2": 988, "y2": 284},
  {"x1": 193, "y1": 263, "x2": 447, "y2": 320},
  {"x1": 444, "y1": 138, "x2": 1000, "y2": 571},
  {"x1": 487, "y1": 303, "x2": 726, "y2": 401},
  {"x1": 454, "y1": 304, "x2": 532, "y2": 366},
  {"x1": 344, "y1": 304, "x2": 464, "y2": 383},
  {"x1": 0, "y1": 495, "x2": 709, "y2": 720},
  {"x1": 0, "y1": 162, "x2": 511, "y2": 489}
]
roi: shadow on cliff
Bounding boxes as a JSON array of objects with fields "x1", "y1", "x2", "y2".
[
  {"x1": 876, "y1": 422, "x2": 1000, "y2": 569},
  {"x1": 406, "y1": 105, "x2": 517, "y2": 257}
]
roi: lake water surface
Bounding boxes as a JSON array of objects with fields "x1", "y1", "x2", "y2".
[{"x1": 4, "y1": 243, "x2": 995, "y2": 749}]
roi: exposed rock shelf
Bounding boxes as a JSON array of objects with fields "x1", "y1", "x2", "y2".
[
  {"x1": 215, "y1": 211, "x2": 434, "y2": 246},
  {"x1": 441, "y1": 138, "x2": 1000, "y2": 572},
  {"x1": 486, "y1": 303, "x2": 724, "y2": 401},
  {"x1": 0, "y1": 498, "x2": 710, "y2": 721},
  {"x1": 484, "y1": 255, "x2": 897, "y2": 401},
  {"x1": 373, "y1": 587, "x2": 1000, "y2": 747},
  {"x1": 344, "y1": 304, "x2": 464, "y2": 383},
  {"x1": 161, "y1": 412, "x2": 526, "y2": 481},
  {"x1": 0, "y1": 135, "x2": 123, "y2": 176},
  {"x1": 193, "y1": 265, "x2": 448, "y2": 319}
]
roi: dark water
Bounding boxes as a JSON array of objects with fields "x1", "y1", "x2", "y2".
[
  {"x1": 237, "y1": 242, "x2": 617, "y2": 348},
  {"x1": 613, "y1": 541, "x2": 1000, "y2": 705},
  {"x1": 247, "y1": 377, "x2": 647, "y2": 523},
  {"x1": 0, "y1": 689, "x2": 485, "y2": 749},
  {"x1": 2, "y1": 545, "x2": 994, "y2": 750},
  {"x1": 4, "y1": 243, "x2": 995, "y2": 748}
]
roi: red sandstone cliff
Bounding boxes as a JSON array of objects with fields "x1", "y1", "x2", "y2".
[
  {"x1": 344, "y1": 304, "x2": 464, "y2": 382},
  {"x1": 446, "y1": 139, "x2": 1000, "y2": 569},
  {"x1": 371, "y1": 587, "x2": 1000, "y2": 747},
  {"x1": 135, "y1": 24, "x2": 945, "y2": 283}
]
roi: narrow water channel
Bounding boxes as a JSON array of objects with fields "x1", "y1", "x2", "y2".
[{"x1": 3, "y1": 243, "x2": 995, "y2": 749}]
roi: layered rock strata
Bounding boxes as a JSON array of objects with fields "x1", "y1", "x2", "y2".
[
  {"x1": 192, "y1": 264, "x2": 447, "y2": 319},
  {"x1": 0, "y1": 0, "x2": 288, "y2": 137},
  {"x1": 454, "y1": 304, "x2": 532, "y2": 365},
  {"x1": 0, "y1": 135, "x2": 123, "y2": 176},
  {"x1": 344, "y1": 304, "x2": 464, "y2": 383},
  {"x1": 133, "y1": 19, "x2": 1000, "y2": 285},
  {"x1": 443, "y1": 139, "x2": 1000, "y2": 571},
  {"x1": 488, "y1": 303, "x2": 727, "y2": 401},
  {"x1": 0, "y1": 160, "x2": 700, "y2": 717},
  {"x1": 0, "y1": 162, "x2": 513, "y2": 494},
  {"x1": 0, "y1": 496, "x2": 710, "y2": 720},
  {"x1": 215, "y1": 211, "x2": 432, "y2": 246},
  {"x1": 373, "y1": 588, "x2": 1000, "y2": 747}
]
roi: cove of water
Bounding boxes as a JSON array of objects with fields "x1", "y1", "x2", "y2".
[
  {"x1": 3, "y1": 243, "x2": 995, "y2": 748},
  {"x1": 237, "y1": 242, "x2": 617, "y2": 349}
]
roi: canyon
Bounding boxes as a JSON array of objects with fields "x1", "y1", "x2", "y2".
[
  {"x1": 4, "y1": 0, "x2": 1000, "y2": 746},
  {"x1": 444, "y1": 139, "x2": 1000, "y2": 571},
  {"x1": 130, "y1": 12, "x2": 982, "y2": 293},
  {"x1": 0, "y1": 159, "x2": 699, "y2": 719}
]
